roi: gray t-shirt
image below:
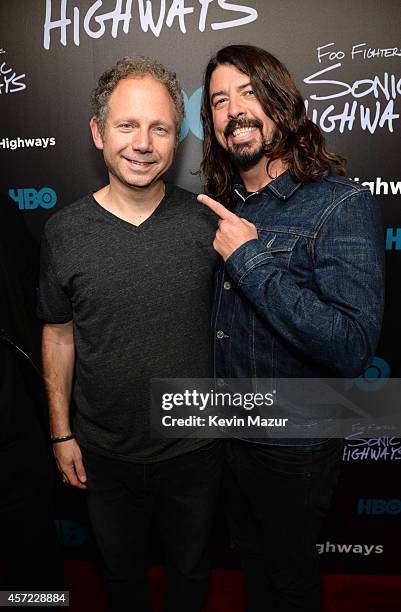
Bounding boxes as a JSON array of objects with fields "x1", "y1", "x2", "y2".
[{"x1": 37, "y1": 184, "x2": 218, "y2": 462}]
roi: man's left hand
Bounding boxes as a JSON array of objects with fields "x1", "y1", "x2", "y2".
[{"x1": 197, "y1": 194, "x2": 258, "y2": 261}]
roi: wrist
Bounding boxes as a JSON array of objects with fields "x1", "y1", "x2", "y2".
[{"x1": 51, "y1": 433, "x2": 75, "y2": 444}]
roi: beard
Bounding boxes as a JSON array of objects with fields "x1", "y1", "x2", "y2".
[
  {"x1": 223, "y1": 117, "x2": 267, "y2": 171},
  {"x1": 226, "y1": 139, "x2": 266, "y2": 170}
]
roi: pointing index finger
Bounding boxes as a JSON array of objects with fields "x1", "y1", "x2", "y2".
[{"x1": 197, "y1": 194, "x2": 236, "y2": 220}]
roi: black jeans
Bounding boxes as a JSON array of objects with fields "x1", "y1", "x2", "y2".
[
  {"x1": 224, "y1": 439, "x2": 343, "y2": 612},
  {"x1": 82, "y1": 442, "x2": 222, "y2": 612}
]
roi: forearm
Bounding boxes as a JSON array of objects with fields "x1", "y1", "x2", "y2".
[{"x1": 42, "y1": 322, "x2": 75, "y2": 437}]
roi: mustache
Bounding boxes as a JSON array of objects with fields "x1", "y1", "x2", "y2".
[{"x1": 224, "y1": 118, "x2": 264, "y2": 139}]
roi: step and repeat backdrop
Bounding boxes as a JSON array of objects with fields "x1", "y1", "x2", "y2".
[{"x1": 1, "y1": 0, "x2": 401, "y2": 573}]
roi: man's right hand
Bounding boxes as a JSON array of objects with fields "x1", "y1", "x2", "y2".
[{"x1": 53, "y1": 438, "x2": 87, "y2": 489}]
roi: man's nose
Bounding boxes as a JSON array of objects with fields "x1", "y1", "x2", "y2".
[
  {"x1": 227, "y1": 96, "x2": 246, "y2": 120},
  {"x1": 132, "y1": 128, "x2": 153, "y2": 153}
]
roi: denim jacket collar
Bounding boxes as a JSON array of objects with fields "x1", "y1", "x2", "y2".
[{"x1": 234, "y1": 169, "x2": 303, "y2": 202}]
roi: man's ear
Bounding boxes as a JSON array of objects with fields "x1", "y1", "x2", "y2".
[{"x1": 90, "y1": 116, "x2": 104, "y2": 150}]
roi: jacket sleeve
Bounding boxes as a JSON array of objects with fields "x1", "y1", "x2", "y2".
[{"x1": 225, "y1": 189, "x2": 385, "y2": 377}]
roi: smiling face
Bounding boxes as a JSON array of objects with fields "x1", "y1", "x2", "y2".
[
  {"x1": 209, "y1": 63, "x2": 277, "y2": 171},
  {"x1": 90, "y1": 75, "x2": 177, "y2": 192}
]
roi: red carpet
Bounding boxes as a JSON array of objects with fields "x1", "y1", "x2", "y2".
[{"x1": 65, "y1": 561, "x2": 401, "y2": 611}]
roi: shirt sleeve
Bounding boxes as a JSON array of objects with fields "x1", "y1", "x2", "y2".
[{"x1": 36, "y1": 231, "x2": 73, "y2": 323}]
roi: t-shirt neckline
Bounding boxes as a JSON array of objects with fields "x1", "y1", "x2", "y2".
[{"x1": 89, "y1": 182, "x2": 172, "y2": 233}]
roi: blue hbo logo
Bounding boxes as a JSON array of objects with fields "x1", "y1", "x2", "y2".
[
  {"x1": 357, "y1": 499, "x2": 401, "y2": 516},
  {"x1": 180, "y1": 87, "x2": 203, "y2": 142},
  {"x1": 345, "y1": 357, "x2": 391, "y2": 392},
  {"x1": 386, "y1": 228, "x2": 401, "y2": 250},
  {"x1": 9, "y1": 187, "x2": 57, "y2": 210}
]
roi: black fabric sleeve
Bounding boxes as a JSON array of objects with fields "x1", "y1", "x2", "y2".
[{"x1": 36, "y1": 232, "x2": 73, "y2": 323}]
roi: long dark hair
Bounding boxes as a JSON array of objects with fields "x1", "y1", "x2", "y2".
[{"x1": 200, "y1": 45, "x2": 346, "y2": 204}]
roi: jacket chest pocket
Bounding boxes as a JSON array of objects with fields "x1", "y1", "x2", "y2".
[{"x1": 256, "y1": 229, "x2": 301, "y2": 270}]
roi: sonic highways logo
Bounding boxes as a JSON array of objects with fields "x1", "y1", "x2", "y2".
[{"x1": 180, "y1": 82, "x2": 401, "y2": 141}]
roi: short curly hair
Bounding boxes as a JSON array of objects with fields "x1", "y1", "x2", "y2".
[{"x1": 91, "y1": 56, "x2": 184, "y2": 138}]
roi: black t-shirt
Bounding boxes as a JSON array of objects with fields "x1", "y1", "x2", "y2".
[{"x1": 37, "y1": 184, "x2": 218, "y2": 462}]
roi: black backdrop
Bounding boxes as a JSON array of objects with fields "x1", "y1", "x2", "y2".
[{"x1": 1, "y1": 0, "x2": 401, "y2": 573}]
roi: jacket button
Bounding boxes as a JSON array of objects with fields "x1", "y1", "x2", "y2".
[
  {"x1": 216, "y1": 330, "x2": 225, "y2": 339},
  {"x1": 223, "y1": 281, "x2": 231, "y2": 290}
]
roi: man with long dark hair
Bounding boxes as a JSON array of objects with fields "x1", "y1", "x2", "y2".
[{"x1": 198, "y1": 45, "x2": 384, "y2": 611}]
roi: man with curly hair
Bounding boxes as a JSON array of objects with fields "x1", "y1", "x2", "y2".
[
  {"x1": 198, "y1": 45, "x2": 384, "y2": 612},
  {"x1": 38, "y1": 57, "x2": 221, "y2": 612}
]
